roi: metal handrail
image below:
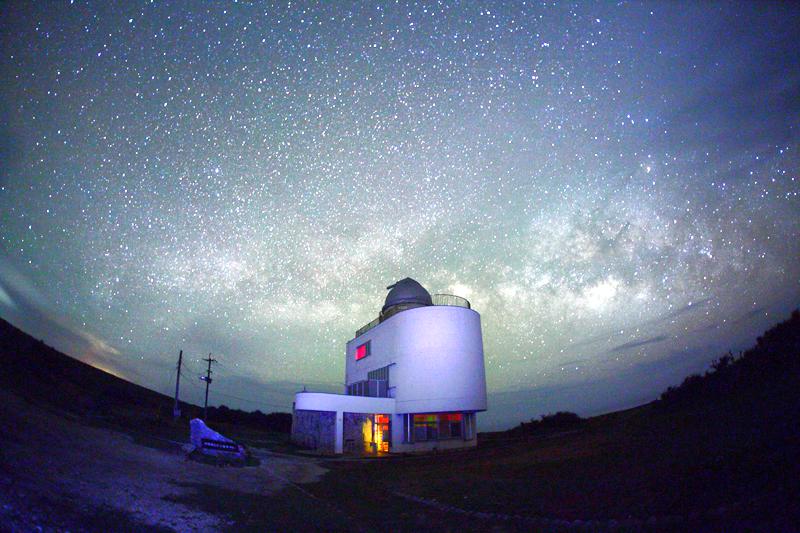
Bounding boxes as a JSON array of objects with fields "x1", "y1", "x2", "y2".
[
  {"x1": 353, "y1": 293, "x2": 472, "y2": 338},
  {"x1": 355, "y1": 317, "x2": 380, "y2": 338},
  {"x1": 432, "y1": 293, "x2": 471, "y2": 309}
]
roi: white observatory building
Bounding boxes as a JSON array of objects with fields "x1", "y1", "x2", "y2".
[{"x1": 291, "y1": 278, "x2": 488, "y2": 454}]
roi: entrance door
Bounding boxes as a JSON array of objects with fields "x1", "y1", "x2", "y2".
[{"x1": 374, "y1": 414, "x2": 390, "y2": 453}]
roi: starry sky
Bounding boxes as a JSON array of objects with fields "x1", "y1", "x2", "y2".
[{"x1": 1, "y1": 1, "x2": 798, "y2": 430}]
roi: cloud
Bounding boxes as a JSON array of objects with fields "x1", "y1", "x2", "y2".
[
  {"x1": 569, "y1": 298, "x2": 711, "y2": 350},
  {"x1": 735, "y1": 307, "x2": 766, "y2": 322},
  {"x1": 653, "y1": 298, "x2": 713, "y2": 323},
  {"x1": 0, "y1": 282, "x2": 15, "y2": 309},
  {"x1": 0, "y1": 258, "x2": 123, "y2": 376},
  {"x1": 610, "y1": 335, "x2": 669, "y2": 353}
]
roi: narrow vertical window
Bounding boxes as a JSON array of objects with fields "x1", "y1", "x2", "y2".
[
  {"x1": 464, "y1": 413, "x2": 474, "y2": 440},
  {"x1": 402, "y1": 414, "x2": 413, "y2": 443}
]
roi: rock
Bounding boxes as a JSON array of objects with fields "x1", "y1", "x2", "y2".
[{"x1": 189, "y1": 419, "x2": 246, "y2": 462}]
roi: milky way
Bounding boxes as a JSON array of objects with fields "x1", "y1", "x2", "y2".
[{"x1": 1, "y1": 2, "x2": 798, "y2": 429}]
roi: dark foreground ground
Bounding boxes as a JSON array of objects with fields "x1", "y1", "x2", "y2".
[{"x1": 1, "y1": 314, "x2": 799, "y2": 531}]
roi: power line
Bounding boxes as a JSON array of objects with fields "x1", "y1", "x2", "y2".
[
  {"x1": 210, "y1": 389, "x2": 289, "y2": 410},
  {"x1": 175, "y1": 355, "x2": 292, "y2": 410},
  {"x1": 180, "y1": 358, "x2": 203, "y2": 376},
  {"x1": 160, "y1": 365, "x2": 174, "y2": 397},
  {"x1": 178, "y1": 368, "x2": 288, "y2": 409}
]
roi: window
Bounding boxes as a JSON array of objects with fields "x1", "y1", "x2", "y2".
[
  {"x1": 355, "y1": 341, "x2": 370, "y2": 360},
  {"x1": 374, "y1": 414, "x2": 390, "y2": 452},
  {"x1": 405, "y1": 413, "x2": 468, "y2": 442},
  {"x1": 370, "y1": 379, "x2": 387, "y2": 397},
  {"x1": 464, "y1": 413, "x2": 475, "y2": 440},
  {"x1": 346, "y1": 379, "x2": 387, "y2": 397},
  {"x1": 439, "y1": 413, "x2": 462, "y2": 439},
  {"x1": 413, "y1": 414, "x2": 438, "y2": 441},
  {"x1": 368, "y1": 365, "x2": 390, "y2": 382},
  {"x1": 403, "y1": 414, "x2": 413, "y2": 442}
]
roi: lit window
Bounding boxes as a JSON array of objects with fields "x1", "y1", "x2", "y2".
[
  {"x1": 374, "y1": 414, "x2": 391, "y2": 452},
  {"x1": 439, "y1": 413, "x2": 462, "y2": 439},
  {"x1": 413, "y1": 414, "x2": 438, "y2": 441},
  {"x1": 355, "y1": 341, "x2": 370, "y2": 360},
  {"x1": 409, "y1": 413, "x2": 465, "y2": 441}
]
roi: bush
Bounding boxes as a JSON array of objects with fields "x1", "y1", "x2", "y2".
[
  {"x1": 657, "y1": 308, "x2": 800, "y2": 410},
  {"x1": 539, "y1": 411, "x2": 583, "y2": 428},
  {"x1": 206, "y1": 405, "x2": 293, "y2": 433},
  {"x1": 509, "y1": 411, "x2": 583, "y2": 436}
]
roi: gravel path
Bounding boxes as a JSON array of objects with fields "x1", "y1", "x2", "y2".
[{"x1": 0, "y1": 389, "x2": 326, "y2": 532}]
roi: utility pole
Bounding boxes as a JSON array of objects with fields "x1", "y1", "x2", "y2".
[
  {"x1": 173, "y1": 350, "x2": 183, "y2": 419},
  {"x1": 200, "y1": 354, "x2": 217, "y2": 420}
]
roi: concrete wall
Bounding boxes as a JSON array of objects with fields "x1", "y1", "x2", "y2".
[
  {"x1": 294, "y1": 393, "x2": 395, "y2": 453},
  {"x1": 294, "y1": 392, "x2": 396, "y2": 414},
  {"x1": 392, "y1": 434, "x2": 477, "y2": 454},
  {"x1": 291, "y1": 409, "x2": 336, "y2": 454},
  {"x1": 345, "y1": 305, "x2": 487, "y2": 414},
  {"x1": 389, "y1": 412, "x2": 478, "y2": 453},
  {"x1": 292, "y1": 395, "x2": 480, "y2": 454},
  {"x1": 342, "y1": 412, "x2": 373, "y2": 454}
]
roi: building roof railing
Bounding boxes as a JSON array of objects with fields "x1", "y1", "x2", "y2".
[
  {"x1": 354, "y1": 317, "x2": 380, "y2": 338},
  {"x1": 431, "y1": 293, "x2": 471, "y2": 309},
  {"x1": 354, "y1": 293, "x2": 471, "y2": 339}
]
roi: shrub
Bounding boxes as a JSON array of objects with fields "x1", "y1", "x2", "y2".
[
  {"x1": 510, "y1": 411, "x2": 583, "y2": 436},
  {"x1": 657, "y1": 308, "x2": 800, "y2": 409}
]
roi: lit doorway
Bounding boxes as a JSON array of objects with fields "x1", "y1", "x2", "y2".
[{"x1": 374, "y1": 414, "x2": 390, "y2": 453}]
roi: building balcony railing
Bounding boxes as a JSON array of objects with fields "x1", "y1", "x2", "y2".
[{"x1": 354, "y1": 293, "x2": 472, "y2": 338}]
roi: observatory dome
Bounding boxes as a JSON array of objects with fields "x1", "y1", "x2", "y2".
[{"x1": 380, "y1": 277, "x2": 433, "y2": 319}]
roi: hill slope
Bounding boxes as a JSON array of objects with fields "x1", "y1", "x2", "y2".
[{"x1": 0, "y1": 317, "x2": 290, "y2": 438}]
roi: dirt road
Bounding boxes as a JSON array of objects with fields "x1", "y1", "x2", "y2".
[{"x1": 0, "y1": 389, "x2": 326, "y2": 532}]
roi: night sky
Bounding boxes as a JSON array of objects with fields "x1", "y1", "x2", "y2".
[{"x1": 1, "y1": 2, "x2": 798, "y2": 430}]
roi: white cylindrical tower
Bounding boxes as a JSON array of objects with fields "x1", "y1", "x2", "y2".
[
  {"x1": 389, "y1": 305, "x2": 487, "y2": 414},
  {"x1": 345, "y1": 278, "x2": 487, "y2": 415}
]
